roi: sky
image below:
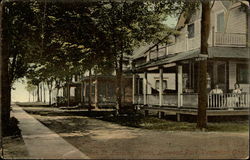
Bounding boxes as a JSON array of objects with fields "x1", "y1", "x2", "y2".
[{"x1": 11, "y1": 16, "x2": 178, "y2": 102}]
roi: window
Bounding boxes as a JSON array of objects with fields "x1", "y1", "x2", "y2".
[
  {"x1": 217, "y1": 12, "x2": 225, "y2": 32},
  {"x1": 237, "y1": 64, "x2": 249, "y2": 83},
  {"x1": 187, "y1": 23, "x2": 195, "y2": 38},
  {"x1": 155, "y1": 80, "x2": 167, "y2": 90}
]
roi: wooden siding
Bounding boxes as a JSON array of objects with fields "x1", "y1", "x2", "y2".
[{"x1": 226, "y1": 7, "x2": 247, "y2": 33}]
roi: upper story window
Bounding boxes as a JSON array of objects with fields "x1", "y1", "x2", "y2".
[
  {"x1": 187, "y1": 23, "x2": 195, "y2": 38},
  {"x1": 216, "y1": 12, "x2": 225, "y2": 32}
]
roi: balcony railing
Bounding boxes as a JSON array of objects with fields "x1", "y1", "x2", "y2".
[
  {"x1": 134, "y1": 93, "x2": 250, "y2": 110},
  {"x1": 146, "y1": 32, "x2": 247, "y2": 62},
  {"x1": 214, "y1": 32, "x2": 246, "y2": 47}
]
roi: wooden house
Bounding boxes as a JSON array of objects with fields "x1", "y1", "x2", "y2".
[{"x1": 131, "y1": 1, "x2": 250, "y2": 119}]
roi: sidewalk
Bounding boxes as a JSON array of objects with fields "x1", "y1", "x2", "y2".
[{"x1": 12, "y1": 105, "x2": 89, "y2": 159}]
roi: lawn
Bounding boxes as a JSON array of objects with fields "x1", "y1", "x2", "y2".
[
  {"x1": 22, "y1": 106, "x2": 249, "y2": 132},
  {"x1": 99, "y1": 114, "x2": 249, "y2": 132}
]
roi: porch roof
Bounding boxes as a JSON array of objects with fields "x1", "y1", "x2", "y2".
[{"x1": 135, "y1": 47, "x2": 249, "y2": 70}]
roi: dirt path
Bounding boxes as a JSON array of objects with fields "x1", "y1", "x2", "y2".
[{"x1": 23, "y1": 108, "x2": 249, "y2": 159}]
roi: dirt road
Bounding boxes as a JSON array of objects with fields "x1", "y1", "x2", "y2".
[{"x1": 22, "y1": 107, "x2": 249, "y2": 159}]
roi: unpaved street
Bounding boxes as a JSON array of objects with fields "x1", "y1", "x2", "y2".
[{"x1": 21, "y1": 107, "x2": 249, "y2": 159}]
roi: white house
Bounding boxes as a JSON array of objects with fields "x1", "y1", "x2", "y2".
[{"x1": 131, "y1": 1, "x2": 250, "y2": 111}]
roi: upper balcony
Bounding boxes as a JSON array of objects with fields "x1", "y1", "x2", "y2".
[{"x1": 146, "y1": 28, "x2": 247, "y2": 62}]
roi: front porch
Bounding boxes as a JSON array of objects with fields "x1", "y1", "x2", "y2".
[{"x1": 132, "y1": 47, "x2": 250, "y2": 118}]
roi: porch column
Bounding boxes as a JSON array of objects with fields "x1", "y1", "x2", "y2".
[
  {"x1": 159, "y1": 67, "x2": 163, "y2": 106},
  {"x1": 143, "y1": 71, "x2": 148, "y2": 105},
  {"x1": 95, "y1": 79, "x2": 98, "y2": 108},
  {"x1": 132, "y1": 73, "x2": 136, "y2": 104},
  {"x1": 177, "y1": 65, "x2": 183, "y2": 107}
]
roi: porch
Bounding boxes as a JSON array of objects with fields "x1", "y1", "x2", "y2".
[
  {"x1": 132, "y1": 45, "x2": 250, "y2": 119},
  {"x1": 134, "y1": 93, "x2": 250, "y2": 110},
  {"x1": 61, "y1": 75, "x2": 133, "y2": 109}
]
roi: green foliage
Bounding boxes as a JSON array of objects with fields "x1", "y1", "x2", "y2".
[{"x1": 4, "y1": 0, "x2": 198, "y2": 88}]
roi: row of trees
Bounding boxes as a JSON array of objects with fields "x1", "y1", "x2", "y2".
[{"x1": 0, "y1": 0, "x2": 214, "y2": 134}]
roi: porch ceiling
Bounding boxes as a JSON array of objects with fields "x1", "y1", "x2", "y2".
[{"x1": 134, "y1": 47, "x2": 249, "y2": 71}]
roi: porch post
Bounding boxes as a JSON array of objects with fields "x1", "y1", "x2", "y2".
[
  {"x1": 177, "y1": 65, "x2": 183, "y2": 107},
  {"x1": 95, "y1": 79, "x2": 98, "y2": 108},
  {"x1": 177, "y1": 65, "x2": 183, "y2": 122},
  {"x1": 143, "y1": 71, "x2": 148, "y2": 105},
  {"x1": 132, "y1": 73, "x2": 136, "y2": 104},
  {"x1": 159, "y1": 67, "x2": 163, "y2": 106}
]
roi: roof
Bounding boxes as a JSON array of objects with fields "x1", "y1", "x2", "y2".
[
  {"x1": 132, "y1": 43, "x2": 154, "y2": 59},
  {"x1": 135, "y1": 47, "x2": 249, "y2": 70}
]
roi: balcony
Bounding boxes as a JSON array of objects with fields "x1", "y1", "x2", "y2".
[
  {"x1": 214, "y1": 32, "x2": 246, "y2": 47},
  {"x1": 146, "y1": 32, "x2": 247, "y2": 62}
]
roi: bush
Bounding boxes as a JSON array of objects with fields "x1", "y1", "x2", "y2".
[{"x1": 3, "y1": 117, "x2": 21, "y2": 137}]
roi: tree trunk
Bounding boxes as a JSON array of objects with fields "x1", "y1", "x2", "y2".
[
  {"x1": 37, "y1": 84, "x2": 40, "y2": 102},
  {"x1": 0, "y1": 2, "x2": 3, "y2": 142},
  {"x1": 33, "y1": 90, "x2": 35, "y2": 102},
  {"x1": 1, "y1": 3, "x2": 10, "y2": 133},
  {"x1": 46, "y1": 81, "x2": 53, "y2": 105},
  {"x1": 43, "y1": 83, "x2": 46, "y2": 103},
  {"x1": 88, "y1": 69, "x2": 92, "y2": 111},
  {"x1": 49, "y1": 90, "x2": 52, "y2": 105},
  {"x1": 197, "y1": 1, "x2": 211, "y2": 130},
  {"x1": 40, "y1": 83, "x2": 43, "y2": 103},
  {"x1": 247, "y1": 1, "x2": 250, "y2": 47},
  {"x1": 55, "y1": 80, "x2": 60, "y2": 97},
  {"x1": 116, "y1": 54, "x2": 123, "y2": 113}
]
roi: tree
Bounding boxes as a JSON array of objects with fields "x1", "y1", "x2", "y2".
[
  {"x1": 196, "y1": 1, "x2": 211, "y2": 130},
  {"x1": 1, "y1": 0, "x2": 37, "y2": 132},
  {"x1": 0, "y1": 0, "x2": 3, "y2": 147},
  {"x1": 89, "y1": 1, "x2": 181, "y2": 112},
  {"x1": 25, "y1": 82, "x2": 37, "y2": 102}
]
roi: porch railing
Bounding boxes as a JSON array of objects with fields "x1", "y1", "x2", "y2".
[
  {"x1": 134, "y1": 93, "x2": 250, "y2": 109},
  {"x1": 208, "y1": 93, "x2": 250, "y2": 109}
]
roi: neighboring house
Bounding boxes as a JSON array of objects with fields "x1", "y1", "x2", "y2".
[
  {"x1": 60, "y1": 56, "x2": 133, "y2": 109},
  {"x1": 131, "y1": 1, "x2": 250, "y2": 113}
]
